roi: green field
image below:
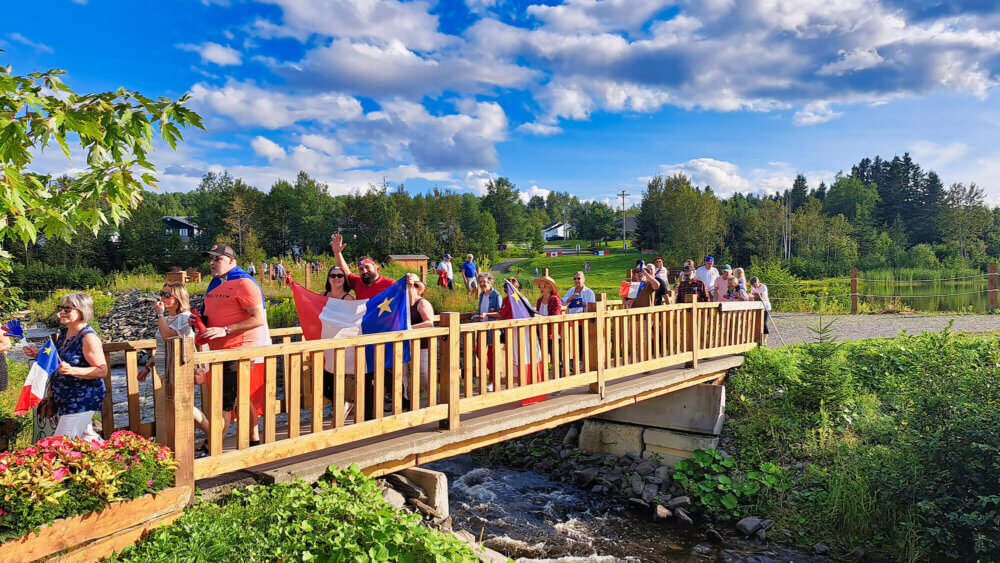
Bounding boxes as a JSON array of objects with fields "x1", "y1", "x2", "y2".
[{"x1": 514, "y1": 252, "x2": 644, "y2": 296}]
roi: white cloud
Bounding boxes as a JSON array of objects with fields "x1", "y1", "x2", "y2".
[
  {"x1": 520, "y1": 185, "x2": 551, "y2": 203},
  {"x1": 908, "y1": 140, "x2": 970, "y2": 169},
  {"x1": 793, "y1": 101, "x2": 842, "y2": 126},
  {"x1": 5, "y1": 32, "x2": 53, "y2": 54},
  {"x1": 517, "y1": 122, "x2": 563, "y2": 136},
  {"x1": 176, "y1": 42, "x2": 243, "y2": 66},
  {"x1": 661, "y1": 158, "x2": 751, "y2": 195},
  {"x1": 251, "y1": 136, "x2": 286, "y2": 161},
  {"x1": 464, "y1": 0, "x2": 495, "y2": 14},
  {"x1": 818, "y1": 47, "x2": 885, "y2": 76},
  {"x1": 188, "y1": 80, "x2": 363, "y2": 128},
  {"x1": 252, "y1": 0, "x2": 453, "y2": 52},
  {"x1": 527, "y1": 0, "x2": 675, "y2": 33}
]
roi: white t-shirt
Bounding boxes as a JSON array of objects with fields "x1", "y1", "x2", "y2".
[
  {"x1": 562, "y1": 286, "x2": 596, "y2": 314},
  {"x1": 713, "y1": 276, "x2": 730, "y2": 302},
  {"x1": 751, "y1": 284, "x2": 771, "y2": 311},
  {"x1": 154, "y1": 312, "x2": 194, "y2": 375},
  {"x1": 437, "y1": 260, "x2": 453, "y2": 280},
  {"x1": 695, "y1": 266, "x2": 719, "y2": 289}
]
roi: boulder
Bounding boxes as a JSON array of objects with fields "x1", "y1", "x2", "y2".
[
  {"x1": 382, "y1": 486, "x2": 406, "y2": 510},
  {"x1": 667, "y1": 495, "x2": 691, "y2": 509},
  {"x1": 641, "y1": 483, "x2": 659, "y2": 503},
  {"x1": 814, "y1": 543, "x2": 830, "y2": 556},
  {"x1": 736, "y1": 516, "x2": 763, "y2": 536},
  {"x1": 674, "y1": 507, "x2": 694, "y2": 526},
  {"x1": 653, "y1": 465, "x2": 671, "y2": 482},
  {"x1": 572, "y1": 467, "x2": 599, "y2": 489},
  {"x1": 654, "y1": 505, "x2": 672, "y2": 521},
  {"x1": 562, "y1": 426, "x2": 580, "y2": 447}
]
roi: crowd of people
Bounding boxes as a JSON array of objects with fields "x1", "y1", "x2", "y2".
[{"x1": 12, "y1": 238, "x2": 769, "y2": 450}]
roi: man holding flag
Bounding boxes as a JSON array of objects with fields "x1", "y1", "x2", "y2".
[{"x1": 197, "y1": 244, "x2": 269, "y2": 447}]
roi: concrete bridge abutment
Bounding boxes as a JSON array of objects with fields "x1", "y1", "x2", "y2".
[{"x1": 577, "y1": 382, "x2": 726, "y2": 466}]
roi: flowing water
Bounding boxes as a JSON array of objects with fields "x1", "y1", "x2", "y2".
[{"x1": 428, "y1": 455, "x2": 815, "y2": 563}]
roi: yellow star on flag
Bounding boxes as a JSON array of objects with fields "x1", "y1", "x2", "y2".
[
  {"x1": 376, "y1": 296, "x2": 394, "y2": 317},
  {"x1": 43, "y1": 346, "x2": 53, "y2": 355}
]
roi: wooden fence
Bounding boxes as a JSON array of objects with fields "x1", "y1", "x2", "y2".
[{"x1": 102, "y1": 298, "x2": 764, "y2": 490}]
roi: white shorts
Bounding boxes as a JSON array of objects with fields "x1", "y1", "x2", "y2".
[
  {"x1": 464, "y1": 277, "x2": 477, "y2": 290},
  {"x1": 55, "y1": 411, "x2": 102, "y2": 442}
]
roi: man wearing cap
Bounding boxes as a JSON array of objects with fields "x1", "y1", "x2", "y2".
[
  {"x1": 675, "y1": 260, "x2": 711, "y2": 303},
  {"x1": 695, "y1": 256, "x2": 719, "y2": 292},
  {"x1": 714, "y1": 265, "x2": 734, "y2": 302},
  {"x1": 329, "y1": 234, "x2": 394, "y2": 299},
  {"x1": 197, "y1": 244, "x2": 266, "y2": 447},
  {"x1": 437, "y1": 254, "x2": 454, "y2": 290},
  {"x1": 462, "y1": 254, "x2": 478, "y2": 299},
  {"x1": 626, "y1": 264, "x2": 662, "y2": 309}
]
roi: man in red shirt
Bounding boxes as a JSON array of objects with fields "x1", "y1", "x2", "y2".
[
  {"x1": 197, "y1": 244, "x2": 267, "y2": 451},
  {"x1": 330, "y1": 234, "x2": 394, "y2": 299}
]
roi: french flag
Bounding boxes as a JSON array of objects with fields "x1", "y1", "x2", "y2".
[
  {"x1": 15, "y1": 338, "x2": 58, "y2": 415},
  {"x1": 619, "y1": 281, "x2": 646, "y2": 299},
  {"x1": 288, "y1": 280, "x2": 368, "y2": 374}
]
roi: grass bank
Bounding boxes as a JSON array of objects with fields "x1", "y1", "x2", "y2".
[
  {"x1": 111, "y1": 464, "x2": 475, "y2": 561},
  {"x1": 725, "y1": 324, "x2": 1000, "y2": 560}
]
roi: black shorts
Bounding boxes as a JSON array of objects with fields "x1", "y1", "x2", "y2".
[
  {"x1": 221, "y1": 361, "x2": 239, "y2": 411},
  {"x1": 763, "y1": 310, "x2": 771, "y2": 334}
]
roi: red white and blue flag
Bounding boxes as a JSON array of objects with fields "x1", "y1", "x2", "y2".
[
  {"x1": 619, "y1": 281, "x2": 646, "y2": 299},
  {"x1": 15, "y1": 337, "x2": 58, "y2": 415},
  {"x1": 503, "y1": 282, "x2": 545, "y2": 405}
]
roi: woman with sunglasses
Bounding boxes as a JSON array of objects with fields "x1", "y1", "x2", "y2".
[
  {"x1": 322, "y1": 265, "x2": 356, "y2": 420},
  {"x1": 137, "y1": 283, "x2": 211, "y2": 441},
  {"x1": 24, "y1": 293, "x2": 107, "y2": 440}
]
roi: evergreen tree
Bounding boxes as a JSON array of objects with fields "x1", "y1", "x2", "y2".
[{"x1": 789, "y1": 174, "x2": 809, "y2": 211}]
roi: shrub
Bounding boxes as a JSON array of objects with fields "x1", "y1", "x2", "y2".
[
  {"x1": 788, "y1": 319, "x2": 852, "y2": 411},
  {"x1": 10, "y1": 263, "x2": 105, "y2": 292},
  {"x1": 0, "y1": 431, "x2": 176, "y2": 541},
  {"x1": 265, "y1": 298, "x2": 299, "y2": 328},
  {"x1": 112, "y1": 464, "x2": 475, "y2": 561}
]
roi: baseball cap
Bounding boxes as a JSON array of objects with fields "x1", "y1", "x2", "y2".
[
  {"x1": 654, "y1": 256, "x2": 664, "y2": 262},
  {"x1": 444, "y1": 253, "x2": 451, "y2": 258},
  {"x1": 705, "y1": 256, "x2": 715, "y2": 262},
  {"x1": 722, "y1": 264, "x2": 732, "y2": 272},
  {"x1": 202, "y1": 244, "x2": 236, "y2": 259}
]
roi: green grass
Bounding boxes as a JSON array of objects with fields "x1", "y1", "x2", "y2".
[
  {"x1": 516, "y1": 252, "x2": 642, "y2": 296},
  {"x1": 727, "y1": 327, "x2": 1000, "y2": 560}
]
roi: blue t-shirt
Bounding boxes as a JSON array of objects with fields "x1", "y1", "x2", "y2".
[
  {"x1": 51, "y1": 325, "x2": 106, "y2": 415},
  {"x1": 462, "y1": 261, "x2": 477, "y2": 278}
]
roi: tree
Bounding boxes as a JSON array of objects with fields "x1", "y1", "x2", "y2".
[
  {"x1": 940, "y1": 182, "x2": 991, "y2": 260},
  {"x1": 635, "y1": 174, "x2": 725, "y2": 263},
  {"x1": 481, "y1": 177, "x2": 528, "y2": 243},
  {"x1": 531, "y1": 227, "x2": 545, "y2": 253},
  {"x1": 823, "y1": 175, "x2": 879, "y2": 222},
  {"x1": 575, "y1": 202, "x2": 617, "y2": 246},
  {"x1": 789, "y1": 174, "x2": 809, "y2": 211},
  {"x1": 0, "y1": 61, "x2": 201, "y2": 313}
]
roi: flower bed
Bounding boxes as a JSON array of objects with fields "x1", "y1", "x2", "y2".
[{"x1": 0, "y1": 431, "x2": 177, "y2": 542}]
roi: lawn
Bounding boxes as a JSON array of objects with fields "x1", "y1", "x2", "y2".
[{"x1": 516, "y1": 252, "x2": 643, "y2": 296}]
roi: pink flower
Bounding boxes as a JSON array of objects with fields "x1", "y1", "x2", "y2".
[
  {"x1": 52, "y1": 467, "x2": 70, "y2": 482},
  {"x1": 146, "y1": 480, "x2": 153, "y2": 487}
]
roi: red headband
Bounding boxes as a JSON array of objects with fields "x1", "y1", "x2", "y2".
[{"x1": 359, "y1": 259, "x2": 378, "y2": 268}]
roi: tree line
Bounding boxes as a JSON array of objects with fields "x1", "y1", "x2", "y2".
[{"x1": 12, "y1": 152, "x2": 996, "y2": 280}]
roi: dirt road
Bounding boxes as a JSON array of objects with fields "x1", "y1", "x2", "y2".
[{"x1": 768, "y1": 313, "x2": 997, "y2": 345}]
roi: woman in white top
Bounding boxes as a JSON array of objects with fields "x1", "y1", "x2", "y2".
[{"x1": 138, "y1": 283, "x2": 209, "y2": 436}]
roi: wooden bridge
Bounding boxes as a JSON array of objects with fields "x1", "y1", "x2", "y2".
[{"x1": 98, "y1": 297, "x2": 765, "y2": 491}]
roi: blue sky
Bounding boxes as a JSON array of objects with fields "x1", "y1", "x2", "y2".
[{"x1": 4, "y1": 0, "x2": 1000, "y2": 207}]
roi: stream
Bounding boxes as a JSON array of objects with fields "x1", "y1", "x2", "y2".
[{"x1": 428, "y1": 455, "x2": 815, "y2": 562}]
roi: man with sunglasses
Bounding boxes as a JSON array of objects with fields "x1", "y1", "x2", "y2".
[
  {"x1": 197, "y1": 244, "x2": 267, "y2": 447},
  {"x1": 329, "y1": 233, "x2": 394, "y2": 299},
  {"x1": 562, "y1": 271, "x2": 595, "y2": 314}
]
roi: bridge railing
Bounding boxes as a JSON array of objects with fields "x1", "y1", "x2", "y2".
[{"x1": 123, "y1": 298, "x2": 764, "y2": 489}]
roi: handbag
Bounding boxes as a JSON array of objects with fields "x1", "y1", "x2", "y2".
[{"x1": 36, "y1": 397, "x2": 57, "y2": 420}]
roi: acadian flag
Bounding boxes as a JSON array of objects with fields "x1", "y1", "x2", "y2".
[
  {"x1": 362, "y1": 277, "x2": 411, "y2": 370},
  {"x1": 289, "y1": 280, "x2": 366, "y2": 373},
  {"x1": 15, "y1": 338, "x2": 58, "y2": 415},
  {"x1": 619, "y1": 281, "x2": 646, "y2": 299},
  {"x1": 503, "y1": 282, "x2": 545, "y2": 406},
  {"x1": 289, "y1": 276, "x2": 411, "y2": 373}
]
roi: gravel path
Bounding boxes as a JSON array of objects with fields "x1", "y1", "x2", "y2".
[
  {"x1": 768, "y1": 313, "x2": 999, "y2": 345},
  {"x1": 491, "y1": 258, "x2": 525, "y2": 274}
]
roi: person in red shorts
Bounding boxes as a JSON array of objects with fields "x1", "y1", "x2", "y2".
[
  {"x1": 196, "y1": 244, "x2": 267, "y2": 454},
  {"x1": 330, "y1": 233, "x2": 394, "y2": 299}
]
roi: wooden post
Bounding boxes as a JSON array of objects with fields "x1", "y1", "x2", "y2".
[
  {"x1": 305, "y1": 265, "x2": 311, "y2": 291},
  {"x1": 850, "y1": 267, "x2": 858, "y2": 314},
  {"x1": 439, "y1": 312, "x2": 461, "y2": 430},
  {"x1": 990, "y1": 262, "x2": 998, "y2": 311},
  {"x1": 588, "y1": 297, "x2": 607, "y2": 397},
  {"x1": 164, "y1": 337, "x2": 195, "y2": 494},
  {"x1": 688, "y1": 298, "x2": 699, "y2": 367}
]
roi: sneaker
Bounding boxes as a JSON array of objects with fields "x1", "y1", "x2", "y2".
[{"x1": 487, "y1": 383, "x2": 494, "y2": 392}]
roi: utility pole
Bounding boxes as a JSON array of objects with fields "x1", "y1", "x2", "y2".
[{"x1": 618, "y1": 190, "x2": 629, "y2": 253}]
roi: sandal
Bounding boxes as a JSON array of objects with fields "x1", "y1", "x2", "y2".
[{"x1": 195, "y1": 443, "x2": 209, "y2": 458}]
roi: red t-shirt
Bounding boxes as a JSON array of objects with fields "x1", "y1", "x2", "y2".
[
  {"x1": 347, "y1": 273, "x2": 395, "y2": 300},
  {"x1": 202, "y1": 278, "x2": 263, "y2": 349}
]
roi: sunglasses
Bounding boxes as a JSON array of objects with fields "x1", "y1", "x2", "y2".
[
  {"x1": 209, "y1": 256, "x2": 227, "y2": 262},
  {"x1": 328, "y1": 274, "x2": 344, "y2": 279},
  {"x1": 57, "y1": 305, "x2": 76, "y2": 313},
  {"x1": 573, "y1": 277, "x2": 583, "y2": 280},
  {"x1": 159, "y1": 291, "x2": 174, "y2": 298}
]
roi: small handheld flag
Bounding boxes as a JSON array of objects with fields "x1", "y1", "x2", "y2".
[
  {"x1": 15, "y1": 337, "x2": 59, "y2": 415},
  {"x1": 2, "y1": 319, "x2": 24, "y2": 340},
  {"x1": 619, "y1": 281, "x2": 646, "y2": 299}
]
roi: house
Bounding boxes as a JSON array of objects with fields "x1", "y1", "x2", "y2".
[
  {"x1": 162, "y1": 217, "x2": 200, "y2": 242},
  {"x1": 541, "y1": 221, "x2": 573, "y2": 241},
  {"x1": 613, "y1": 216, "x2": 637, "y2": 234},
  {"x1": 387, "y1": 254, "x2": 430, "y2": 283}
]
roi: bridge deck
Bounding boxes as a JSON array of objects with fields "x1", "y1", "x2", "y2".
[{"x1": 198, "y1": 355, "x2": 742, "y2": 485}]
